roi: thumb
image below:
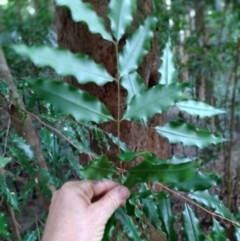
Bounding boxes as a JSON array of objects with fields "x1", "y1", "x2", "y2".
[{"x1": 92, "y1": 186, "x2": 129, "y2": 220}]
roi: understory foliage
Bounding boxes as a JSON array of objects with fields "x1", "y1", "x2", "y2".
[{"x1": 0, "y1": 0, "x2": 240, "y2": 240}]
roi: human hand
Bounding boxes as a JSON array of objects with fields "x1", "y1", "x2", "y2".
[{"x1": 41, "y1": 180, "x2": 129, "y2": 241}]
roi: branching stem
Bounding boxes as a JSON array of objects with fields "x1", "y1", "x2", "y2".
[
  {"x1": 19, "y1": 108, "x2": 99, "y2": 159},
  {"x1": 114, "y1": 41, "x2": 124, "y2": 183},
  {"x1": 156, "y1": 182, "x2": 240, "y2": 227}
]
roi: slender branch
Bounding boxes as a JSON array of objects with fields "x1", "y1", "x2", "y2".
[
  {"x1": 0, "y1": 168, "x2": 28, "y2": 184},
  {"x1": 115, "y1": 41, "x2": 121, "y2": 154},
  {"x1": 5, "y1": 200, "x2": 21, "y2": 241},
  {"x1": 114, "y1": 41, "x2": 124, "y2": 183},
  {"x1": 156, "y1": 182, "x2": 240, "y2": 227},
  {"x1": 133, "y1": 116, "x2": 160, "y2": 152},
  {"x1": 21, "y1": 108, "x2": 99, "y2": 159},
  {"x1": 2, "y1": 116, "x2": 11, "y2": 156}
]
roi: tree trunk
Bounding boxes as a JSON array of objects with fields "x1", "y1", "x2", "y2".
[{"x1": 55, "y1": 0, "x2": 169, "y2": 166}]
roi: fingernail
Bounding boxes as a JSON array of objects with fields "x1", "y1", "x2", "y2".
[{"x1": 118, "y1": 186, "x2": 129, "y2": 200}]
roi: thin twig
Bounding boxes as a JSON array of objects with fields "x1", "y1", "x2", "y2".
[
  {"x1": 35, "y1": 214, "x2": 41, "y2": 241},
  {"x1": 21, "y1": 109, "x2": 98, "y2": 159},
  {"x1": 156, "y1": 182, "x2": 240, "y2": 227},
  {"x1": 2, "y1": 116, "x2": 11, "y2": 156},
  {"x1": 5, "y1": 200, "x2": 21, "y2": 241}
]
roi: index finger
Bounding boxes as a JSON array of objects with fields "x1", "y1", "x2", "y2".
[{"x1": 76, "y1": 179, "x2": 120, "y2": 201}]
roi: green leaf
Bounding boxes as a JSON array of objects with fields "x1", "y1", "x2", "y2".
[
  {"x1": 121, "y1": 72, "x2": 145, "y2": 103},
  {"x1": 171, "y1": 171, "x2": 221, "y2": 192},
  {"x1": 116, "y1": 208, "x2": 142, "y2": 241},
  {"x1": 55, "y1": 0, "x2": 112, "y2": 41},
  {"x1": 189, "y1": 190, "x2": 234, "y2": 220},
  {"x1": 19, "y1": 180, "x2": 35, "y2": 200},
  {"x1": 68, "y1": 157, "x2": 83, "y2": 179},
  {"x1": 117, "y1": 151, "x2": 147, "y2": 162},
  {"x1": 37, "y1": 168, "x2": 56, "y2": 199},
  {"x1": 81, "y1": 156, "x2": 118, "y2": 180},
  {"x1": 102, "y1": 214, "x2": 116, "y2": 241},
  {"x1": 235, "y1": 227, "x2": 240, "y2": 240},
  {"x1": 155, "y1": 122, "x2": 226, "y2": 149},
  {"x1": 0, "y1": 157, "x2": 11, "y2": 168},
  {"x1": 9, "y1": 147, "x2": 35, "y2": 175},
  {"x1": 119, "y1": 16, "x2": 156, "y2": 76},
  {"x1": 107, "y1": 133, "x2": 129, "y2": 152},
  {"x1": 142, "y1": 197, "x2": 161, "y2": 230},
  {"x1": 127, "y1": 195, "x2": 144, "y2": 219},
  {"x1": 108, "y1": 0, "x2": 137, "y2": 41},
  {"x1": 1, "y1": 184, "x2": 18, "y2": 210},
  {"x1": 61, "y1": 125, "x2": 94, "y2": 155},
  {"x1": 27, "y1": 79, "x2": 113, "y2": 123},
  {"x1": 176, "y1": 100, "x2": 225, "y2": 118},
  {"x1": 22, "y1": 231, "x2": 38, "y2": 241},
  {"x1": 157, "y1": 192, "x2": 177, "y2": 241},
  {"x1": 123, "y1": 83, "x2": 186, "y2": 123},
  {"x1": 40, "y1": 127, "x2": 60, "y2": 162},
  {"x1": 13, "y1": 45, "x2": 113, "y2": 86},
  {"x1": 11, "y1": 134, "x2": 34, "y2": 159},
  {"x1": 38, "y1": 168, "x2": 59, "y2": 187},
  {"x1": 211, "y1": 218, "x2": 229, "y2": 241},
  {"x1": 159, "y1": 39, "x2": 178, "y2": 84},
  {"x1": 124, "y1": 159, "x2": 197, "y2": 189},
  {"x1": 182, "y1": 203, "x2": 205, "y2": 241},
  {"x1": 0, "y1": 213, "x2": 10, "y2": 241}
]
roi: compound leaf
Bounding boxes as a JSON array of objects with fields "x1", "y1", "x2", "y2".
[
  {"x1": 119, "y1": 16, "x2": 156, "y2": 76},
  {"x1": 159, "y1": 39, "x2": 178, "y2": 84},
  {"x1": 55, "y1": 0, "x2": 112, "y2": 41},
  {"x1": 27, "y1": 79, "x2": 113, "y2": 123},
  {"x1": 108, "y1": 0, "x2": 137, "y2": 41},
  {"x1": 182, "y1": 203, "x2": 205, "y2": 241},
  {"x1": 81, "y1": 156, "x2": 118, "y2": 180},
  {"x1": 13, "y1": 45, "x2": 113, "y2": 86},
  {"x1": 123, "y1": 83, "x2": 185, "y2": 123},
  {"x1": 155, "y1": 122, "x2": 226, "y2": 149},
  {"x1": 176, "y1": 100, "x2": 225, "y2": 118}
]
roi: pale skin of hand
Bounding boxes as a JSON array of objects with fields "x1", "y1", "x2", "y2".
[{"x1": 41, "y1": 180, "x2": 129, "y2": 241}]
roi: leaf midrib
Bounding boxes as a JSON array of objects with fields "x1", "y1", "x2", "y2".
[
  {"x1": 36, "y1": 84, "x2": 113, "y2": 121},
  {"x1": 124, "y1": 86, "x2": 180, "y2": 119}
]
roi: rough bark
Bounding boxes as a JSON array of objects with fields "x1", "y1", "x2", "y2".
[
  {"x1": 56, "y1": 0, "x2": 169, "y2": 168},
  {"x1": 194, "y1": 1, "x2": 206, "y2": 102}
]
